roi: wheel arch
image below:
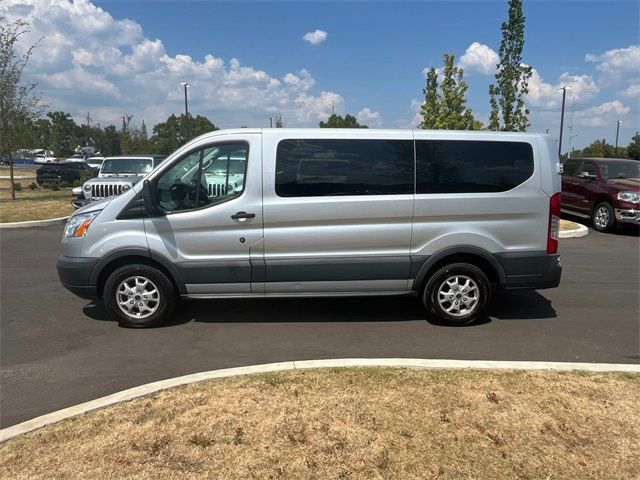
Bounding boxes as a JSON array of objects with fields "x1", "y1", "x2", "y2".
[
  {"x1": 411, "y1": 246, "x2": 507, "y2": 292},
  {"x1": 90, "y1": 249, "x2": 186, "y2": 298}
]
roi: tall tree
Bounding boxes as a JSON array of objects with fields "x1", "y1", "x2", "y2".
[
  {"x1": 46, "y1": 111, "x2": 78, "y2": 157},
  {"x1": 488, "y1": 0, "x2": 532, "y2": 132},
  {"x1": 419, "y1": 53, "x2": 482, "y2": 130},
  {"x1": 273, "y1": 114, "x2": 284, "y2": 128},
  {"x1": 419, "y1": 68, "x2": 440, "y2": 129},
  {"x1": 319, "y1": 113, "x2": 367, "y2": 128},
  {"x1": 626, "y1": 133, "x2": 639, "y2": 161},
  {"x1": 0, "y1": 17, "x2": 42, "y2": 200},
  {"x1": 151, "y1": 113, "x2": 218, "y2": 154}
]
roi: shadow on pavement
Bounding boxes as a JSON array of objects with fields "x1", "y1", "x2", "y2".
[{"x1": 83, "y1": 290, "x2": 556, "y2": 328}]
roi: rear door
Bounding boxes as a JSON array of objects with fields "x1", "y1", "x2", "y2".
[{"x1": 261, "y1": 131, "x2": 414, "y2": 294}]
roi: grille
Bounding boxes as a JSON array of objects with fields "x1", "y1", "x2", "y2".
[
  {"x1": 90, "y1": 183, "x2": 124, "y2": 200},
  {"x1": 208, "y1": 183, "x2": 231, "y2": 197}
]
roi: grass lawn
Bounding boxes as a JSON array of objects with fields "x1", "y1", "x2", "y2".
[
  {"x1": 0, "y1": 184, "x2": 73, "y2": 223},
  {"x1": 1, "y1": 368, "x2": 638, "y2": 479}
]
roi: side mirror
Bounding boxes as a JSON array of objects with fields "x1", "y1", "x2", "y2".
[
  {"x1": 142, "y1": 179, "x2": 161, "y2": 216},
  {"x1": 577, "y1": 172, "x2": 596, "y2": 180}
]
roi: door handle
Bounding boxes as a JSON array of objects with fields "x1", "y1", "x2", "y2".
[{"x1": 231, "y1": 211, "x2": 256, "y2": 220}]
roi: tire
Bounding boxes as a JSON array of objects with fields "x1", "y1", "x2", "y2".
[
  {"x1": 592, "y1": 202, "x2": 615, "y2": 232},
  {"x1": 103, "y1": 264, "x2": 176, "y2": 328},
  {"x1": 422, "y1": 262, "x2": 491, "y2": 326}
]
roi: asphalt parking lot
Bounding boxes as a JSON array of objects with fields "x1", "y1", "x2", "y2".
[{"x1": 1, "y1": 222, "x2": 638, "y2": 428}]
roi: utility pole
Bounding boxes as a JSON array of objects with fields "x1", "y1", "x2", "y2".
[
  {"x1": 269, "y1": 117, "x2": 273, "y2": 128},
  {"x1": 614, "y1": 120, "x2": 621, "y2": 152},
  {"x1": 181, "y1": 82, "x2": 190, "y2": 142},
  {"x1": 557, "y1": 86, "x2": 570, "y2": 157}
]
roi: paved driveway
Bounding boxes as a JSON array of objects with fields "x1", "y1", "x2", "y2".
[{"x1": 1, "y1": 223, "x2": 638, "y2": 428}]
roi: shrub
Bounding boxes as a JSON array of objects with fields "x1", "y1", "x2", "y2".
[
  {"x1": 29, "y1": 182, "x2": 38, "y2": 190},
  {"x1": 41, "y1": 182, "x2": 50, "y2": 189},
  {"x1": 52, "y1": 183, "x2": 60, "y2": 191},
  {"x1": 13, "y1": 182, "x2": 22, "y2": 191},
  {"x1": 59, "y1": 181, "x2": 71, "y2": 188}
]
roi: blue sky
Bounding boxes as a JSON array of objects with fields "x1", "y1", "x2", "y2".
[{"x1": 3, "y1": 0, "x2": 639, "y2": 151}]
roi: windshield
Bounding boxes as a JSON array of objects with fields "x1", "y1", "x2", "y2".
[
  {"x1": 599, "y1": 162, "x2": 640, "y2": 180},
  {"x1": 101, "y1": 158, "x2": 152, "y2": 175}
]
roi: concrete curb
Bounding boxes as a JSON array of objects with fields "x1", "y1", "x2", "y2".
[
  {"x1": 560, "y1": 222, "x2": 589, "y2": 238},
  {"x1": 0, "y1": 216, "x2": 67, "y2": 229},
  {"x1": 1, "y1": 358, "x2": 638, "y2": 443}
]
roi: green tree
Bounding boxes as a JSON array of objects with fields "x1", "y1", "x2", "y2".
[
  {"x1": 319, "y1": 113, "x2": 367, "y2": 128},
  {"x1": 419, "y1": 68, "x2": 440, "y2": 129},
  {"x1": 578, "y1": 139, "x2": 620, "y2": 158},
  {"x1": 0, "y1": 17, "x2": 43, "y2": 199},
  {"x1": 488, "y1": 0, "x2": 532, "y2": 132},
  {"x1": 151, "y1": 114, "x2": 217, "y2": 154},
  {"x1": 102, "y1": 125, "x2": 121, "y2": 156},
  {"x1": 626, "y1": 133, "x2": 639, "y2": 160},
  {"x1": 47, "y1": 111, "x2": 78, "y2": 157},
  {"x1": 419, "y1": 53, "x2": 482, "y2": 130},
  {"x1": 274, "y1": 114, "x2": 284, "y2": 128}
]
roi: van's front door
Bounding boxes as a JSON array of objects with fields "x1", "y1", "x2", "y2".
[
  {"x1": 144, "y1": 134, "x2": 263, "y2": 295},
  {"x1": 261, "y1": 133, "x2": 414, "y2": 294}
]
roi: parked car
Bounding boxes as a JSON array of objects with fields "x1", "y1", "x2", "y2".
[
  {"x1": 72, "y1": 155, "x2": 166, "y2": 209},
  {"x1": 34, "y1": 153, "x2": 57, "y2": 164},
  {"x1": 36, "y1": 162, "x2": 93, "y2": 185},
  {"x1": 561, "y1": 157, "x2": 640, "y2": 232},
  {"x1": 84, "y1": 156, "x2": 105, "y2": 171},
  {"x1": 58, "y1": 129, "x2": 562, "y2": 328},
  {"x1": 65, "y1": 153, "x2": 88, "y2": 162}
]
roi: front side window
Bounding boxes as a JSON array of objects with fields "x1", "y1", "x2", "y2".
[
  {"x1": 562, "y1": 160, "x2": 580, "y2": 176},
  {"x1": 416, "y1": 140, "x2": 534, "y2": 193},
  {"x1": 581, "y1": 162, "x2": 597, "y2": 176},
  {"x1": 275, "y1": 139, "x2": 414, "y2": 197},
  {"x1": 156, "y1": 143, "x2": 248, "y2": 212}
]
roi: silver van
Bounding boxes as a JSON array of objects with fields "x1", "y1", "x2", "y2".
[{"x1": 57, "y1": 129, "x2": 562, "y2": 327}]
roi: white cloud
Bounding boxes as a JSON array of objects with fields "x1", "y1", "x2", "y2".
[
  {"x1": 585, "y1": 44, "x2": 640, "y2": 80},
  {"x1": 574, "y1": 100, "x2": 630, "y2": 127},
  {"x1": 356, "y1": 108, "x2": 383, "y2": 128},
  {"x1": 302, "y1": 29, "x2": 328, "y2": 46},
  {"x1": 620, "y1": 84, "x2": 640, "y2": 98},
  {"x1": 458, "y1": 42, "x2": 498, "y2": 75},
  {"x1": 0, "y1": 0, "x2": 346, "y2": 128},
  {"x1": 527, "y1": 69, "x2": 599, "y2": 109}
]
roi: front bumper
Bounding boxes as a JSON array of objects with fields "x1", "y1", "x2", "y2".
[
  {"x1": 615, "y1": 208, "x2": 640, "y2": 224},
  {"x1": 57, "y1": 255, "x2": 100, "y2": 299},
  {"x1": 71, "y1": 197, "x2": 91, "y2": 209},
  {"x1": 496, "y1": 252, "x2": 562, "y2": 290}
]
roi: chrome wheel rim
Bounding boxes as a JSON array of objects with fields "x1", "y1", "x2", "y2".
[
  {"x1": 116, "y1": 276, "x2": 160, "y2": 319},
  {"x1": 437, "y1": 275, "x2": 479, "y2": 317},
  {"x1": 594, "y1": 206, "x2": 610, "y2": 229}
]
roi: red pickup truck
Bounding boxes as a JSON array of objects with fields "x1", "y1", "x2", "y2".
[{"x1": 561, "y1": 157, "x2": 640, "y2": 232}]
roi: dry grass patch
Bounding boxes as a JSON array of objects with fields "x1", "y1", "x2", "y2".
[
  {"x1": 0, "y1": 188, "x2": 72, "y2": 222},
  {"x1": 1, "y1": 368, "x2": 638, "y2": 479}
]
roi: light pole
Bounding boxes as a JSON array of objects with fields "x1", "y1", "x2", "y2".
[
  {"x1": 558, "y1": 86, "x2": 570, "y2": 157},
  {"x1": 181, "y1": 82, "x2": 190, "y2": 141},
  {"x1": 614, "y1": 120, "x2": 621, "y2": 152}
]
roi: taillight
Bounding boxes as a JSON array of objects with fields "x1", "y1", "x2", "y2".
[{"x1": 547, "y1": 192, "x2": 561, "y2": 254}]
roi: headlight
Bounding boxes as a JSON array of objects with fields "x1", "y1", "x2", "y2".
[
  {"x1": 64, "y1": 211, "x2": 99, "y2": 238},
  {"x1": 121, "y1": 184, "x2": 131, "y2": 192},
  {"x1": 83, "y1": 184, "x2": 91, "y2": 191},
  {"x1": 617, "y1": 191, "x2": 640, "y2": 203}
]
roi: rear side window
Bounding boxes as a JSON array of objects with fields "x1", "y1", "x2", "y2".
[
  {"x1": 416, "y1": 140, "x2": 534, "y2": 193},
  {"x1": 276, "y1": 139, "x2": 414, "y2": 197}
]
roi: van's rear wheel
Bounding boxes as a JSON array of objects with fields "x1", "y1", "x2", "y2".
[
  {"x1": 422, "y1": 263, "x2": 491, "y2": 325},
  {"x1": 103, "y1": 264, "x2": 176, "y2": 328}
]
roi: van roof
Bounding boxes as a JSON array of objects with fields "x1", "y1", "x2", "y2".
[{"x1": 196, "y1": 127, "x2": 551, "y2": 140}]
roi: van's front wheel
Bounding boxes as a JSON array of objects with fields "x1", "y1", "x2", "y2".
[
  {"x1": 103, "y1": 264, "x2": 176, "y2": 328},
  {"x1": 422, "y1": 263, "x2": 491, "y2": 325}
]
